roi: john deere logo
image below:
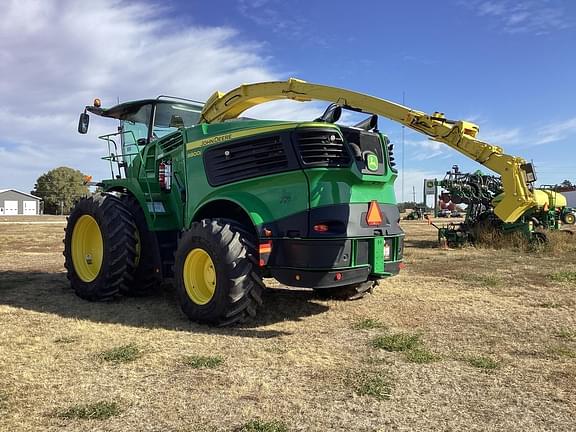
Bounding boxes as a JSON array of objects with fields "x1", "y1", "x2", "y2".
[
  {"x1": 426, "y1": 181, "x2": 435, "y2": 188},
  {"x1": 366, "y1": 154, "x2": 379, "y2": 171}
]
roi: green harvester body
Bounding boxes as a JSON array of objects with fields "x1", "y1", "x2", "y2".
[{"x1": 89, "y1": 97, "x2": 404, "y2": 288}]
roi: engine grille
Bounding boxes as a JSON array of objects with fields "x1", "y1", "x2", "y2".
[
  {"x1": 159, "y1": 133, "x2": 184, "y2": 154},
  {"x1": 295, "y1": 129, "x2": 351, "y2": 167},
  {"x1": 204, "y1": 135, "x2": 292, "y2": 186}
]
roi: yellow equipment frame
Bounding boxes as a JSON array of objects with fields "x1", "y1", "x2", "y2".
[{"x1": 200, "y1": 78, "x2": 537, "y2": 223}]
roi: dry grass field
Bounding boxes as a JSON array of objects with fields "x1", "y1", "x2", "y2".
[{"x1": 1, "y1": 216, "x2": 575, "y2": 431}]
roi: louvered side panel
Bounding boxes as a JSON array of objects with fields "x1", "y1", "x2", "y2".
[{"x1": 204, "y1": 135, "x2": 294, "y2": 186}]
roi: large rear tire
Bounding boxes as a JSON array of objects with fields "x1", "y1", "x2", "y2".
[
  {"x1": 119, "y1": 194, "x2": 161, "y2": 296},
  {"x1": 64, "y1": 193, "x2": 138, "y2": 301},
  {"x1": 174, "y1": 219, "x2": 264, "y2": 326}
]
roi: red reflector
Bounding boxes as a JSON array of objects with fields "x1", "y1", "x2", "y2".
[
  {"x1": 313, "y1": 224, "x2": 329, "y2": 232},
  {"x1": 259, "y1": 241, "x2": 272, "y2": 267},
  {"x1": 259, "y1": 241, "x2": 272, "y2": 254},
  {"x1": 366, "y1": 200, "x2": 383, "y2": 226},
  {"x1": 399, "y1": 262, "x2": 406, "y2": 270},
  {"x1": 335, "y1": 272, "x2": 343, "y2": 281}
]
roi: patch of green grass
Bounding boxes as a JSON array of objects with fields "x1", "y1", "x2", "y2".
[
  {"x1": 353, "y1": 371, "x2": 393, "y2": 401},
  {"x1": 550, "y1": 271, "x2": 576, "y2": 283},
  {"x1": 464, "y1": 274, "x2": 500, "y2": 288},
  {"x1": 371, "y1": 333, "x2": 421, "y2": 352},
  {"x1": 352, "y1": 318, "x2": 386, "y2": 330},
  {"x1": 404, "y1": 348, "x2": 439, "y2": 364},
  {"x1": 466, "y1": 356, "x2": 500, "y2": 370},
  {"x1": 56, "y1": 401, "x2": 121, "y2": 420},
  {"x1": 98, "y1": 344, "x2": 141, "y2": 364},
  {"x1": 182, "y1": 355, "x2": 224, "y2": 369},
  {"x1": 237, "y1": 419, "x2": 289, "y2": 432},
  {"x1": 548, "y1": 346, "x2": 576, "y2": 358},
  {"x1": 555, "y1": 329, "x2": 575, "y2": 340},
  {"x1": 54, "y1": 336, "x2": 79, "y2": 344}
]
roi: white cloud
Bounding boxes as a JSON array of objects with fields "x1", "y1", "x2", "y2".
[
  {"x1": 395, "y1": 169, "x2": 444, "y2": 203},
  {"x1": 462, "y1": 0, "x2": 572, "y2": 35},
  {"x1": 478, "y1": 117, "x2": 576, "y2": 147},
  {"x1": 478, "y1": 127, "x2": 522, "y2": 145},
  {"x1": 404, "y1": 139, "x2": 449, "y2": 161},
  {"x1": 533, "y1": 117, "x2": 576, "y2": 145},
  {"x1": 243, "y1": 100, "x2": 327, "y2": 122},
  {"x1": 0, "y1": 0, "x2": 285, "y2": 191}
]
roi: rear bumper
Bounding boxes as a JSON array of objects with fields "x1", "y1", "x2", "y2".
[
  {"x1": 271, "y1": 266, "x2": 371, "y2": 288},
  {"x1": 264, "y1": 235, "x2": 404, "y2": 288}
]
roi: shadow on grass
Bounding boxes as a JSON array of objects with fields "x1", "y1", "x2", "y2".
[
  {"x1": 403, "y1": 239, "x2": 439, "y2": 249},
  {"x1": 0, "y1": 271, "x2": 330, "y2": 338}
]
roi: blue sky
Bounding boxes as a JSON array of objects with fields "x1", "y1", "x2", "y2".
[{"x1": 1, "y1": 0, "x2": 575, "y2": 201}]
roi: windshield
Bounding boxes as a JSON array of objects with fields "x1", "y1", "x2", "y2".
[{"x1": 153, "y1": 102, "x2": 203, "y2": 139}]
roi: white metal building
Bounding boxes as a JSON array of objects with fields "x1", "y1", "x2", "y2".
[{"x1": 0, "y1": 189, "x2": 42, "y2": 215}]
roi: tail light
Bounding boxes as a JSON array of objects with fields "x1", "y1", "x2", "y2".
[
  {"x1": 313, "y1": 224, "x2": 329, "y2": 233},
  {"x1": 258, "y1": 240, "x2": 272, "y2": 267}
]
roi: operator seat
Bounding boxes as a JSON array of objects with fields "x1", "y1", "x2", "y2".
[{"x1": 170, "y1": 115, "x2": 185, "y2": 129}]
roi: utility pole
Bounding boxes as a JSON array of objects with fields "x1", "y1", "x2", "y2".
[
  {"x1": 401, "y1": 91, "x2": 405, "y2": 202},
  {"x1": 412, "y1": 185, "x2": 416, "y2": 203}
]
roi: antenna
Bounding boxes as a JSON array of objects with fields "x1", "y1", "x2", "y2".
[
  {"x1": 117, "y1": 96, "x2": 121, "y2": 129},
  {"x1": 401, "y1": 91, "x2": 405, "y2": 202}
]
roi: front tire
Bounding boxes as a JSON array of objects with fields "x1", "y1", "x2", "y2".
[
  {"x1": 64, "y1": 193, "x2": 137, "y2": 301},
  {"x1": 174, "y1": 219, "x2": 264, "y2": 326}
]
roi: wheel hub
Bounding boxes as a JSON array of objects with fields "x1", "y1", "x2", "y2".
[
  {"x1": 183, "y1": 248, "x2": 217, "y2": 305},
  {"x1": 71, "y1": 215, "x2": 103, "y2": 282}
]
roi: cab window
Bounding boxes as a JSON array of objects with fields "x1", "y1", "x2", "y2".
[
  {"x1": 121, "y1": 103, "x2": 152, "y2": 165},
  {"x1": 122, "y1": 104, "x2": 152, "y2": 145},
  {"x1": 153, "y1": 102, "x2": 203, "y2": 139}
]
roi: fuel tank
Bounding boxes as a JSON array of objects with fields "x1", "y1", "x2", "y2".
[{"x1": 533, "y1": 189, "x2": 567, "y2": 208}]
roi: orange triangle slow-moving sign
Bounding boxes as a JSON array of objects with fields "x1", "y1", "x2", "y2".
[{"x1": 366, "y1": 200, "x2": 383, "y2": 226}]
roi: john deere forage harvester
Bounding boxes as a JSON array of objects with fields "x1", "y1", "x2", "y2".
[{"x1": 66, "y1": 78, "x2": 543, "y2": 325}]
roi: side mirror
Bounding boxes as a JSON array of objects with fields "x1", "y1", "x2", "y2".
[
  {"x1": 353, "y1": 114, "x2": 378, "y2": 131},
  {"x1": 314, "y1": 103, "x2": 342, "y2": 123},
  {"x1": 78, "y1": 112, "x2": 90, "y2": 134}
]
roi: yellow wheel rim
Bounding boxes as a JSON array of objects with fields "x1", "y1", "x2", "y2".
[
  {"x1": 71, "y1": 215, "x2": 103, "y2": 282},
  {"x1": 183, "y1": 248, "x2": 216, "y2": 305},
  {"x1": 566, "y1": 213, "x2": 575, "y2": 224}
]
